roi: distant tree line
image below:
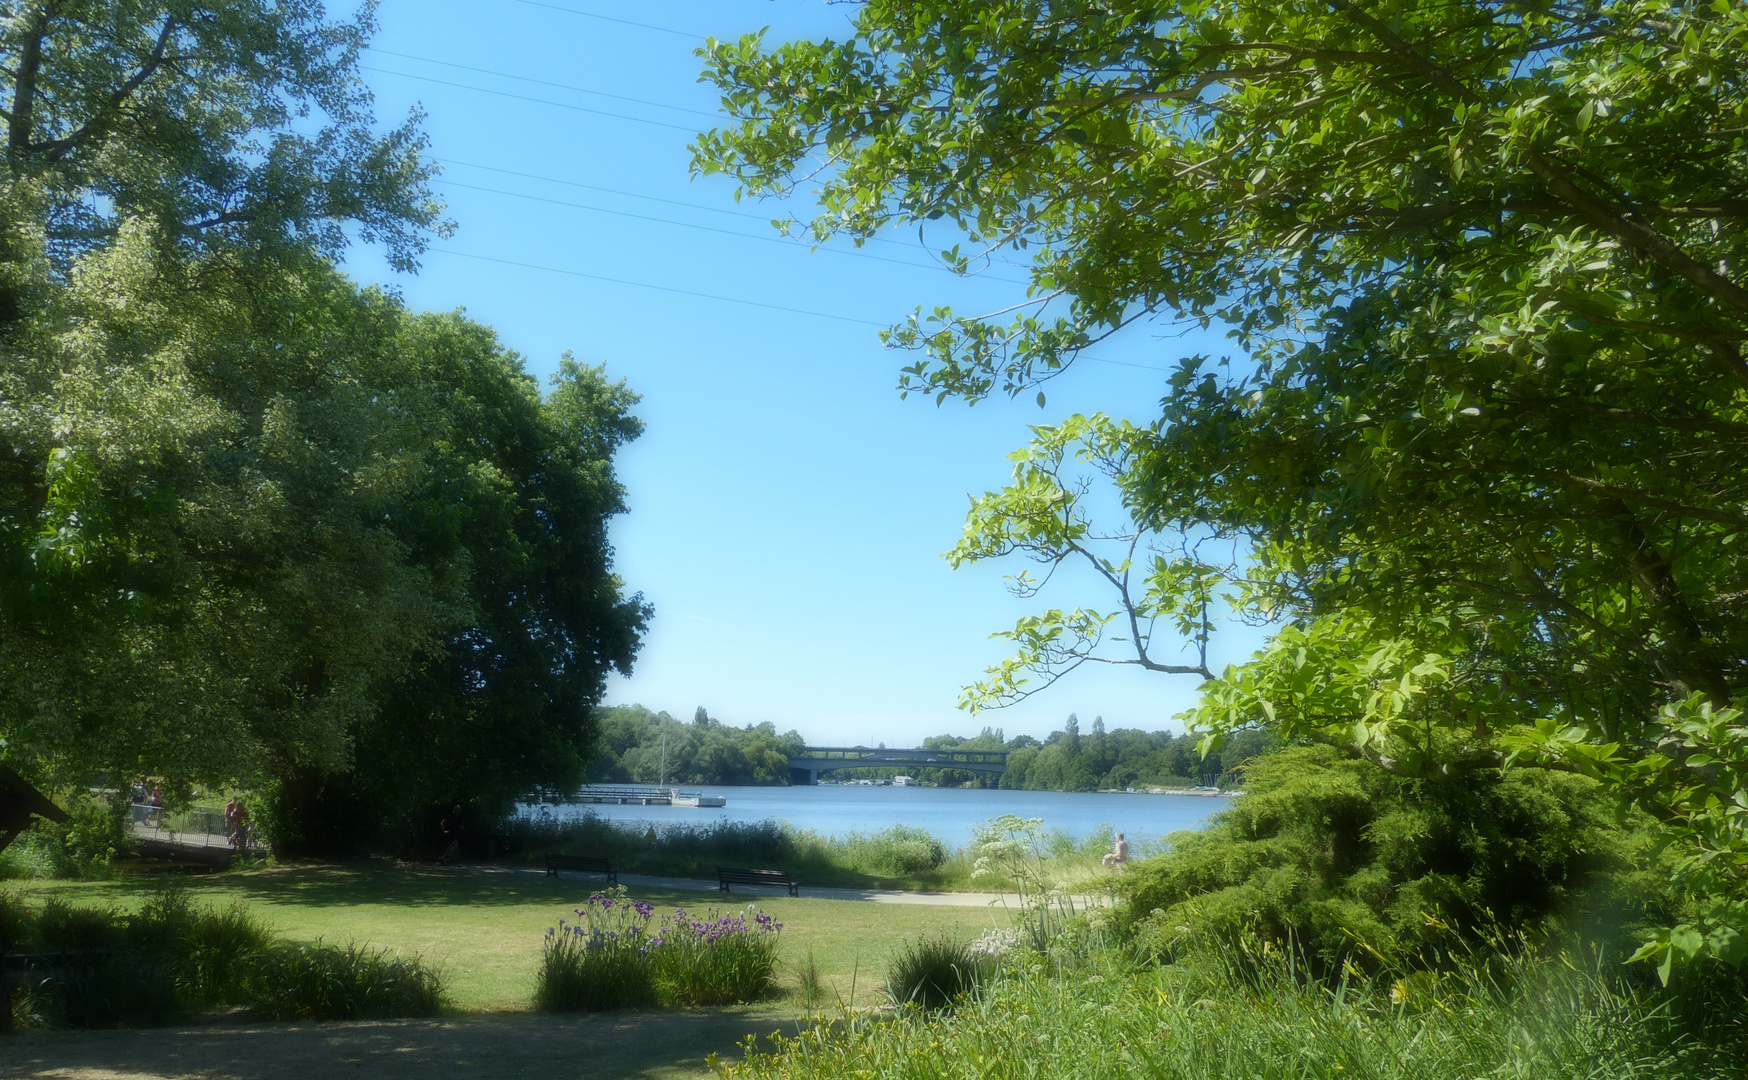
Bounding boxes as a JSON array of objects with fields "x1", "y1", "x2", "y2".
[
  {"x1": 840, "y1": 716, "x2": 1270, "y2": 791},
  {"x1": 585, "y1": 706, "x2": 805, "y2": 787},
  {"x1": 997, "y1": 716, "x2": 1271, "y2": 792},
  {"x1": 590, "y1": 708, "x2": 1266, "y2": 791}
]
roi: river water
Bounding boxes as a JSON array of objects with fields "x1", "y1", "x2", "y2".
[{"x1": 526, "y1": 785, "x2": 1233, "y2": 850}]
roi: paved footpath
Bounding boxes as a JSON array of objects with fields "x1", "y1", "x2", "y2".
[{"x1": 615, "y1": 871, "x2": 1017, "y2": 907}]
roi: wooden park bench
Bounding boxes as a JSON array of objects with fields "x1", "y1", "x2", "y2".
[
  {"x1": 717, "y1": 866, "x2": 799, "y2": 897},
  {"x1": 545, "y1": 853, "x2": 618, "y2": 883}
]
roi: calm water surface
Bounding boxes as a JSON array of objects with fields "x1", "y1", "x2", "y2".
[{"x1": 526, "y1": 785, "x2": 1232, "y2": 849}]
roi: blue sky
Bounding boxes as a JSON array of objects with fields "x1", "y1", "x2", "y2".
[{"x1": 343, "y1": 0, "x2": 1266, "y2": 745}]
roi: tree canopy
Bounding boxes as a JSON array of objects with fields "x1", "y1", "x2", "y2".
[
  {"x1": 0, "y1": 2, "x2": 646, "y2": 853},
  {"x1": 694, "y1": 1, "x2": 1748, "y2": 972}
]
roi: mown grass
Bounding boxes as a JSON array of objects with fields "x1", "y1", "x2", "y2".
[{"x1": 11, "y1": 862, "x2": 1007, "y2": 1011}]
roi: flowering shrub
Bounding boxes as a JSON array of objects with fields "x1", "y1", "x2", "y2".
[
  {"x1": 535, "y1": 887, "x2": 660, "y2": 1011},
  {"x1": 966, "y1": 927, "x2": 1025, "y2": 963},
  {"x1": 534, "y1": 889, "x2": 782, "y2": 1011},
  {"x1": 652, "y1": 904, "x2": 784, "y2": 1006}
]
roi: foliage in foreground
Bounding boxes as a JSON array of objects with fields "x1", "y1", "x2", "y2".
[
  {"x1": 3, "y1": 888, "x2": 443, "y2": 1027},
  {"x1": 253, "y1": 941, "x2": 446, "y2": 1022},
  {"x1": 1118, "y1": 746, "x2": 1670, "y2": 973},
  {"x1": 695, "y1": 0, "x2": 1748, "y2": 972},
  {"x1": 885, "y1": 934, "x2": 993, "y2": 1011},
  {"x1": 721, "y1": 946, "x2": 1739, "y2": 1080},
  {"x1": 535, "y1": 887, "x2": 782, "y2": 1011}
]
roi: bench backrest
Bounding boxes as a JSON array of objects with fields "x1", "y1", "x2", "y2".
[
  {"x1": 718, "y1": 866, "x2": 792, "y2": 882},
  {"x1": 548, "y1": 854, "x2": 612, "y2": 869}
]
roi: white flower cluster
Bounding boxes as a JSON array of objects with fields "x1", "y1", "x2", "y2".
[{"x1": 966, "y1": 926, "x2": 1025, "y2": 960}]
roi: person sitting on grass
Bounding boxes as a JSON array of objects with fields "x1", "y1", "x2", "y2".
[{"x1": 1102, "y1": 831, "x2": 1129, "y2": 869}]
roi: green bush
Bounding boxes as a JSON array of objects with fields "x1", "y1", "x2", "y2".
[
  {"x1": 254, "y1": 941, "x2": 444, "y2": 1021},
  {"x1": 841, "y1": 826, "x2": 948, "y2": 876},
  {"x1": 1118, "y1": 746, "x2": 1671, "y2": 973},
  {"x1": 0, "y1": 794, "x2": 129, "y2": 880},
  {"x1": 4, "y1": 889, "x2": 437, "y2": 1027},
  {"x1": 886, "y1": 935, "x2": 985, "y2": 1011}
]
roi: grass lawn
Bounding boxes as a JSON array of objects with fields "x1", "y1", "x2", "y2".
[{"x1": 12, "y1": 861, "x2": 1011, "y2": 1012}]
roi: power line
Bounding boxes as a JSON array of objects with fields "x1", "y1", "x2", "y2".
[
  {"x1": 360, "y1": 66, "x2": 701, "y2": 132},
  {"x1": 431, "y1": 249, "x2": 1170, "y2": 373},
  {"x1": 427, "y1": 248, "x2": 889, "y2": 326},
  {"x1": 433, "y1": 157, "x2": 1032, "y2": 275},
  {"x1": 366, "y1": 48, "x2": 720, "y2": 118},
  {"x1": 439, "y1": 178, "x2": 1030, "y2": 281},
  {"x1": 427, "y1": 248, "x2": 1172, "y2": 373},
  {"x1": 509, "y1": 0, "x2": 703, "y2": 39},
  {"x1": 436, "y1": 156, "x2": 776, "y2": 223}
]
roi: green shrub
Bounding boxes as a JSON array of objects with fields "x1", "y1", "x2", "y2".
[
  {"x1": 4, "y1": 890, "x2": 430, "y2": 1026},
  {"x1": 0, "y1": 794, "x2": 129, "y2": 879},
  {"x1": 34, "y1": 897, "x2": 123, "y2": 951},
  {"x1": 174, "y1": 902, "x2": 275, "y2": 1004},
  {"x1": 841, "y1": 826, "x2": 948, "y2": 876},
  {"x1": 886, "y1": 934, "x2": 985, "y2": 1011},
  {"x1": 254, "y1": 941, "x2": 444, "y2": 1020},
  {"x1": 1118, "y1": 745, "x2": 1671, "y2": 973}
]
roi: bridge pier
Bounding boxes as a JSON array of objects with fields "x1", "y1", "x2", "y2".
[{"x1": 789, "y1": 766, "x2": 818, "y2": 786}]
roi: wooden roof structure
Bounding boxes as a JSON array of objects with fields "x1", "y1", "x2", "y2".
[{"x1": 0, "y1": 762, "x2": 68, "y2": 854}]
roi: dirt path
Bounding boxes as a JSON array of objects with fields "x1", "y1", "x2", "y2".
[{"x1": 1, "y1": 1008, "x2": 806, "y2": 1080}]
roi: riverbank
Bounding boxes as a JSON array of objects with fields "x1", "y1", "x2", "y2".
[{"x1": 529, "y1": 783, "x2": 1232, "y2": 846}]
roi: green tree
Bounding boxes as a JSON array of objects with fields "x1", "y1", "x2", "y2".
[
  {"x1": 694, "y1": 0, "x2": 1748, "y2": 970},
  {"x1": 0, "y1": 0, "x2": 442, "y2": 282},
  {"x1": 585, "y1": 704, "x2": 804, "y2": 787},
  {"x1": 0, "y1": 240, "x2": 649, "y2": 850}
]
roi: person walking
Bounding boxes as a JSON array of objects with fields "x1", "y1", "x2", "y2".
[
  {"x1": 225, "y1": 797, "x2": 249, "y2": 848},
  {"x1": 440, "y1": 805, "x2": 465, "y2": 862}
]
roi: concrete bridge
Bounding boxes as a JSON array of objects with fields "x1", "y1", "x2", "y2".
[{"x1": 788, "y1": 746, "x2": 1010, "y2": 786}]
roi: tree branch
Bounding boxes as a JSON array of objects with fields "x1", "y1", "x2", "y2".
[
  {"x1": 37, "y1": 17, "x2": 178, "y2": 163},
  {"x1": 1331, "y1": 0, "x2": 1748, "y2": 359}
]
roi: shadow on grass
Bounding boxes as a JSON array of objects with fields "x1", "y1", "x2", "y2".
[{"x1": 0, "y1": 1007, "x2": 808, "y2": 1080}]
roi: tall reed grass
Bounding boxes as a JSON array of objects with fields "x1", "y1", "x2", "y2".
[
  {"x1": 510, "y1": 813, "x2": 1110, "y2": 891},
  {"x1": 4, "y1": 887, "x2": 444, "y2": 1027},
  {"x1": 723, "y1": 943, "x2": 1737, "y2": 1080}
]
